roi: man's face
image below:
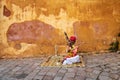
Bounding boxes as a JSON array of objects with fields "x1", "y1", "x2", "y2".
[{"x1": 70, "y1": 41, "x2": 75, "y2": 45}]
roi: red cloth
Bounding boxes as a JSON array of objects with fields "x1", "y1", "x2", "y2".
[{"x1": 70, "y1": 36, "x2": 76, "y2": 42}]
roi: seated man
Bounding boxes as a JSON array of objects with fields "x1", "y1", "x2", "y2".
[{"x1": 62, "y1": 35, "x2": 80, "y2": 65}]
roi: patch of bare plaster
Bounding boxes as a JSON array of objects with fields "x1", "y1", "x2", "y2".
[{"x1": 38, "y1": 9, "x2": 78, "y2": 35}]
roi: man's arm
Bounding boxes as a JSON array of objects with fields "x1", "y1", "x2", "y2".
[{"x1": 64, "y1": 32, "x2": 73, "y2": 48}]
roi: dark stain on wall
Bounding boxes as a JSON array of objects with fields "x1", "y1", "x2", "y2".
[
  {"x1": 3, "y1": 5, "x2": 11, "y2": 17},
  {"x1": 7, "y1": 20, "x2": 62, "y2": 50}
]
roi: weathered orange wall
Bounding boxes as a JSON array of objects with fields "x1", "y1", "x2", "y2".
[{"x1": 0, "y1": 0, "x2": 120, "y2": 58}]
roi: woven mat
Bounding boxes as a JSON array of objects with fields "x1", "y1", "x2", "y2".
[{"x1": 40, "y1": 55, "x2": 85, "y2": 67}]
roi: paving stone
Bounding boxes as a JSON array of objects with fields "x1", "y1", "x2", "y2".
[
  {"x1": 87, "y1": 64, "x2": 99, "y2": 67},
  {"x1": 93, "y1": 70, "x2": 101, "y2": 74},
  {"x1": 76, "y1": 70, "x2": 86, "y2": 76},
  {"x1": 110, "y1": 66, "x2": 118, "y2": 71},
  {"x1": 0, "y1": 67, "x2": 6, "y2": 71},
  {"x1": 21, "y1": 64, "x2": 33, "y2": 72},
  {"x1": 64, "y1": 72, "x2": 75, "y2": 78},
  {"x1": 56, "y1": 72, "x2": 65, "y2": 77},
  {"x1": 86, "y1": 78, "x2": 94, "y2": 80},
  {"x1": 74, "y1": 75, "x2": 86, "y2": 80},
  {"x1": 86, "y1": 73, "x2": 98, "y2": 79},
  {"x1": 67, "y1": 68, "x2": 78, "y2": 73},
  {"x1": 93, "y1": 67, "x2": 102, "y2": 71},
  {"x1": 14, "y1": 71, "x2": 23, "y2": 75},
  {"x1": 117, "y1": 65, "x2": 120, "y2": 69},
  {"x1": 117, "y1": 62, "x2": 120, "y2": 65},
  {"x1": 100, "y1": 72, "x2": 109, "y2": 76},
  {"x1": 104, "y1": 68, "x2": 110, "y2": 72},
  {"x1": 46, "y1": 72, "x2": 56, "y2": 76},
  {"x1": 62, "y1": 77, "x2": 74, "y2": 80},
  {"x1": 54, "y1": 76, "x2": 63, "y2": 80},
  {"x1": 0, "y1": 74, "x2": 3, "y2": 77},
  {"x1": 100, "y1": 65, "x2": 106, "y2": 69},
  {"x1": 85, "y1": 68, "x2": 93, "y2": 72},
  {"x1": 58, "y1": 68, "x2": 67, "y2": 73},
  {"x1": 36, "y1": 67, "x2": 42, "y2": 70},
  {"x1": 50, "y1": 67, "x2": 60, "y2": 71},
  {"x1": 109, "y1": 73, "x2": 119, "y2": 80},
  {"x1": 33, "y1": 75, "x2": 44, "y2": 80},
  {"x1": 38, "y1": 71, "x2": 46, "y2": 76},
  {"x1": 12, "y1": 66, "x2": 21, "y2": 72},
  {"x1": 110, "y1": 70, "x2": 119, "y2": 74},
  {"x1": 37, "y1": 68, "x2": 50, "y2": 76},
  {"x1": 14, "y1": 73, "x2": 28, "y2": 79},
  {"x1": 109, "y1": 63, "x2": 118, "y2": 67},
  {"x1": 43, "y1": 75, "x2": 54, "y2": 80},
  {"x1": 24, "y1": 69, "x2": 39, "y2": 80},
  {"x1": 99, "y1": 75, "x2": 112, "y2": 80},
  {"x1": 0, "y1": 77, "x2": 8, "y2": 80},
  {"x1": 78, "y1": 67, "x2": 85, "y2": 71}
]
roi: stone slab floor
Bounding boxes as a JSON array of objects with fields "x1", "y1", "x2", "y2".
[{"x1": 0, "y1": 52, "x2": 120, "y2": 80}]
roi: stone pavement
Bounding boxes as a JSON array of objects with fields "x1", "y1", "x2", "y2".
[{"x1": 0, "y1": 52, "x2": 120, "y2": 80}]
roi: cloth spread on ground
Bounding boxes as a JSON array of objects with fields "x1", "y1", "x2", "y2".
[{"x1": 40, "y1": 55, "x2": 85, "y2": 67}]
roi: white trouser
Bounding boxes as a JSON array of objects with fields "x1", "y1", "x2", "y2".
[{"x1": 63, "y1": 55, "x2": 80, "y2": 65}]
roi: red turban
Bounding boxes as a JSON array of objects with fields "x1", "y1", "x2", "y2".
[{"x1": 70, "y1": 36, "x2": 76, "y2": 42}]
